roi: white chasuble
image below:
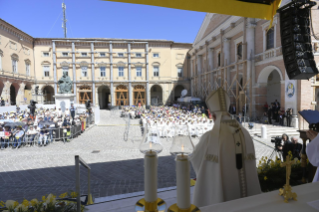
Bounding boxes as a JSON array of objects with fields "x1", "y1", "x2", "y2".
[
  {"x1": 306, "y1": 134, "x2": 319, "y2": 182},
  {"x1": 189, "y1": 88, "x2": 261, "y2": 208}
]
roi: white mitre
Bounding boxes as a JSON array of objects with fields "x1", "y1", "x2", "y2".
[{"x1": 205, "y1": 87, "x2": 230, "y2": 114}]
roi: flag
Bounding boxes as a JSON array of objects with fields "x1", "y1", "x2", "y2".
[{"x1": 102, "y1": 0, "x2": 282, "y2": 21}]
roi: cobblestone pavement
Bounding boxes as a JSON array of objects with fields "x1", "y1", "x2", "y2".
[{"x1": 0, "y1": 110, "x2": 273, "y2": 202}]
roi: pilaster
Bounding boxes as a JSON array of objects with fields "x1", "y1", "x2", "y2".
[
  {"x1": 91, "y1": 42, "x2": 95, "y2": 106},
  {"x1": 246, "y1": 18, "x2": 257, "y2": 118},
  {"x1": 72, "y1": 42, "x2": 77, "y2": 103},
  {"x1": 110, "y1": 42, "x2": 114, "y2": 106},
  {"x1": 128, "y1": 43, "x2": 133, "y2": 105},
  {"x1": 146, "y1": 43, "x2": 150, "y2": 106},
  {"x1": 52, "y1": 41, "x2": 57, "y2": 95}
]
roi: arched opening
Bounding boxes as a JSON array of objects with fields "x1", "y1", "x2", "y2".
[
  {"x1": 9, "y1": 83, "x2": 19, "y2": 105},
  {"x1": 115, "y1": 85, "x2": 128, "y2": 106},
  {"x1": 43, "y1": 86, "x2": 55, "y2": 104},
  {"x1": 0, "y1": 81, "x2": 4, "y2": 98},
  {"x1": 174, "y1": 85, "x2": 185, "y2": 101},
  {"x1": 133, "y1": 85, "x2": 145, "y2": 106},
  {"x1": 256, "y1": 66, "x2": 283, "y2": 115},
  {"x1": 24, "y1": 83, "x2": 32, "y2": 104},
  {"x1": 266, "y1": 70, "x2": 281, "y2": 105},
  {"x1": 10, "y1": 84, "x2": 17, "y2": 105},
  {"x1": 98, "y1": 85, "x2": 110, "y2": 109},
  {"x1": 79, "y1": 86, "x2": 92, "y2": 104},
  {"x1": 150, "y1": 85, "x2": 162, "y2": 106}
]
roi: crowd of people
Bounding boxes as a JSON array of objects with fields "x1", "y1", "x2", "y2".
[
  {"x1": 262, "y1": 100, "x2": 293, "y2": 126},
  {"x1": 121, "y1": 105, "x2": 214, "y2": 137},
  {"x1": 0, "y1": 103, "x2": 93, "y2": 149}
]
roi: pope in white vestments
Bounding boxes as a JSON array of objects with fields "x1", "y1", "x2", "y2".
[
  {"x1": 189, "y1": 88, "x2": 261, "y2": 207},
  {"x1": 306, "y1": 131, "x2": 319, "y2": 182}
]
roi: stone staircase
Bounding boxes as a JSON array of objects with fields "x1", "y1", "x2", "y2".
[{"x1": 244, "y1": 123, "x2": 300, "y2": 139}]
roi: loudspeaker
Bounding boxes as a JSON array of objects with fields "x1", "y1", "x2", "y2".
[{"x1": 280, "y1": 4, "x2": 318, "y2": 80}]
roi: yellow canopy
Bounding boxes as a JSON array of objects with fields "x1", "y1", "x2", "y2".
[{"x1": 102, "y1": 0, "x2": 282, "y2": 20}]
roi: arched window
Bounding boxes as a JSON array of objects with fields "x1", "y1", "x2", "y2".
[
  {"x1": 218, "y1": 52, "x2": 221, "y2": 67},
  {"x1": 266, "y1": 27, "x2": 274, "y2": 50}
]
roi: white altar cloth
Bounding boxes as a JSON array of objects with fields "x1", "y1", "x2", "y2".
[
  {"x1": 87, "y1": 182, "x2": 319, "y2": 212},
  {"x1": 201, "y1": 181, "x2": 319, "y2": 212}
]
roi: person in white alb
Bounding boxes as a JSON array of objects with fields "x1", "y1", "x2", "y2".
[
  {"x1": 189, "y1": 87, "x2": 261, "y2": 207},
  {"x1": 306, "y1": 130, "x2": 319, "y2": 182}
]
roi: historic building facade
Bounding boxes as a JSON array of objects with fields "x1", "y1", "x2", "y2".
[
  {"x1": 0, "y1": 19, "x2": 34, "y2": 105},
  {"x1": 189, "y1": 0, "x2": 319, "y2": 127},
  {"x1": 0, "y1": 19, "x2": 191, "y2": 108}
]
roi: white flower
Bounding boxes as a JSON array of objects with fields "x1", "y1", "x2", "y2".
[
  {"x1": 16, "y1": 204, "x2": 28, "y2": 212},
  {"x1": 5, "y1": 200, "x2": 15, "y2": 209},
  {"x1": 46, "y1": 194, "x2": 56, "y2": 205}
]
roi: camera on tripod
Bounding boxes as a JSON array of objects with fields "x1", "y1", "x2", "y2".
[{"x1": 271, "y1": 136, "x2": 283, "y2": 150}]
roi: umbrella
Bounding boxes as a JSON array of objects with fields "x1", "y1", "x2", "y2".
[{"x1": 4, "y1": 122, "x2": 26, "y2": 128}]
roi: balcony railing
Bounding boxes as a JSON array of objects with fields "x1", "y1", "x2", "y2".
[
  {"x1": 0, "y1": 69, "x2": 35, "y2": 81},
  {"x1": 254, "y1": 47, "x2": 282, "y2": 63}
]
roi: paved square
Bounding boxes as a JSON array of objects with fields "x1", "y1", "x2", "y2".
[{"x1": 0, "y1": 111, "x2": 274, "y2": 202}]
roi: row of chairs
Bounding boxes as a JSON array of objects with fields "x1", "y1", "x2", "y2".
[{"x1": 143, "y1": 124, "x2": 214, "y2": 138}]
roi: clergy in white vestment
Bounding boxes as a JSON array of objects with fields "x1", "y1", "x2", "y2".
[
  {"x1": 306, "y1": 130, "x2": 319, "y2": 182},
  {"x1": 189, "y1": 88, "x2": 261, "y2": 207}
]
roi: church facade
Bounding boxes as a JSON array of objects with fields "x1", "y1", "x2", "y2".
[
  {"x1": 0, "y1": 18, "x2": 191, "y2": 108},
  {"x1": 189, "y1": 1, "x2": 319, "y2": 127}
]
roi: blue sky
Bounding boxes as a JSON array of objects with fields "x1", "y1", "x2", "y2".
[{"x1": 0, "y1": 0, "x2": 205, "y2": 43}]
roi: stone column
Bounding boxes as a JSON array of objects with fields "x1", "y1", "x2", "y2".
[
  {"x1": 1, "y1": 80, "x2": 11, "y2": 102},
  {"x1": 91, "y1": 42, "x2": 96, "y2": 106},
  {"x1": 72, "y1": 42, "x2": 77, "y2": 103},
  {"x1": 146, "y1": 43, "x2": 150, "y2": 106},
  {"x1": 128, "y1": 43, "x2": 133, "y2": 106},
  {"x1": 246, "y1": 19, "x2": 256, "y2": 118},
  {"x1": 110, "y1": 42, "x2": 115, "y2": 106},
  {"x1": 223, "y1": 38, "x2": 231, "y2": 86},
  {"x1": 208, "y1": 48, "x2": 214, "y2": 72},
  {"x1": 16, "y1": 82, "x2": 25, "y2": 105},
  {"x1": 196, "y1": 55, "x2": 202, "y2": 97},
  {"x1": 52, "y1": 41, "x2": 57, "y2": 95}
]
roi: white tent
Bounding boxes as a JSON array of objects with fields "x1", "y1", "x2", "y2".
[{"x1": 177, "y1": 97, "x2": 202, "y2": 103}]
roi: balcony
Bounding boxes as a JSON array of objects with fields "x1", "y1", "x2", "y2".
[
  {"x1": 254, "y1": 47, "x2": 282, "y2": 63},
  {"x1": 0, "y1": 69, "x2": 35, "y2": 81}
]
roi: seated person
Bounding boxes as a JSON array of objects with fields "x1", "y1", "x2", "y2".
[
  {"x1": 0, "y1": 126, "x2": 5, "y2": 149},
  {"x1": 39, "y1": 126, "x2": 49, "y2": 146},
  {"x1": 26, "y1": 125, "x2": 38, "y2": 145},
  {"x1": 3, "y1": 126, "x2": 12, "y2": 148},
  {"x1": 13, "y1": 126, "x2": 24, "y2": 148}
]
